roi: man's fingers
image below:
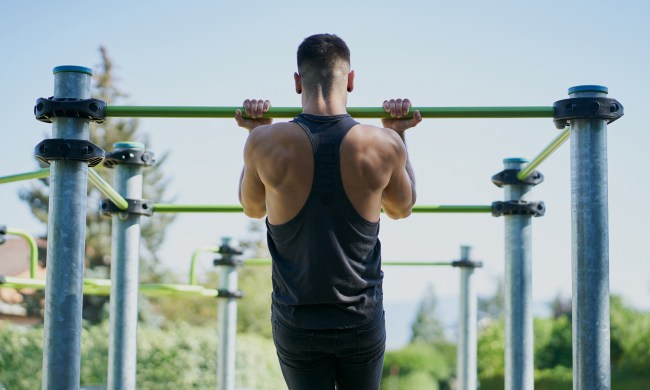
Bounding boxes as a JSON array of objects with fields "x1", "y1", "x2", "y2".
[
  {"x1": 403, "y1": 99, "x2": 411, "y2": 116},
  {"x1": 383, "y1": 100, "x2": 390, "y2": 113},
  {"x1": 243, "y1": 99, "x2": 251, "y2": 116},
  {"x1": 263, "y1": 100, "x2": 271, "y2": 113}
]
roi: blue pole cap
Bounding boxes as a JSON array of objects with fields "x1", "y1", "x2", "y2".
[
  {"x1": 113, "y1": 142, "x2": 145, "y2": 150},
  {"x1": 53, "y1": 65, "x2": 93, "y2": 76},
  {"x1": 503, "y1": 157, "x2": 528, "y2": 164},
  {"x1": 568, "y1": 85, "x2": 608, "y2": 95}
]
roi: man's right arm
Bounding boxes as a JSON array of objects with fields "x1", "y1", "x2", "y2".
[{"x1": 380, "y1": 99, "x2": 422, "y2": 219}]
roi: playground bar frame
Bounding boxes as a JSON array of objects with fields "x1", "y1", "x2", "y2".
[
  {"x1": 517, "y1": 128, "x2": 570, "y2": 181},
  {"x1": 8, "y1": 69, "x2": 620, "y2": 389},
  {"x1": 105, "y1": 105, "x2": 554, "y2": 119}
]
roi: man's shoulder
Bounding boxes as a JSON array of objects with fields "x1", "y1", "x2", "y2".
[{"x1": 348, "y1": 123, "x2": 401, "y2": 147}]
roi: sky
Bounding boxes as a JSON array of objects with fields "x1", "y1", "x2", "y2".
[{"x1": 1, "y1": 1, "x2": 649, "y2": 347}]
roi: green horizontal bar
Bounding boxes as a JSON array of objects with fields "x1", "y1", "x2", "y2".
[
  {"x1": 154, "y1": 204, "x2": 244, "y2": 213},
  {"x1": 517, "y1": 127, "x2": 571, "y2": 180},
  {"x1": 242, "y1": 258, "x2": 455, "y2": 267},
  {"x1": 0, "y1": 277, "x2": 219, "y2": 297},
  {"x1": 155, "y1": 204, "x2": 491, "y2": 214},
  {"x1": 0, "y1": 168, "x2": 50, "y2": 185},
  {"x1": 106, "y1": 105, "x2": 554, "y2": 119},
  {"x1": 87, "y1": 169, "x2": 129, "y2": 210},
  {"x1": 412, "y1": 205, "x2": 492, "y2": 213}
]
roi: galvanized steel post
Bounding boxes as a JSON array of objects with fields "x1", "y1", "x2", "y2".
[
  {"x1": 455, "y1": 245, "x2": 480, "y2": 390},
  {"x1": 107, "y1": 142, "x2": 146, "y2": 390},
  {"x1": 502, "y1": 158, "x2": 534, "y2": 390},
  {"x1": 216, "y1": 237, "x2": 242, "y2": 390},
  {"x1": 569, "y1": 85, "x2": 611, "y2": 390},
  {"x1": 41, "y1": 66, "x2": 93, "y2": 389}
]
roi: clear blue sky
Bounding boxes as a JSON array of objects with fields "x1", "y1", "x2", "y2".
[{"x1": 2, "y1": 1, "x2": 649, "y2": 343}]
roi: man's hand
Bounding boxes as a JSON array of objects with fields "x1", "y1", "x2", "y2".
[
  {"x1": 235, "y1": 99, "x2": 273, "y2": 132},
  {"x1": 381, "y1": 98, "x2": 422, "y2": 134}
]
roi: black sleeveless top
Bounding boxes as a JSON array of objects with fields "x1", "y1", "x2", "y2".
[{"x1": 267, "y1": 113, "x2": 383, "y2": 329}]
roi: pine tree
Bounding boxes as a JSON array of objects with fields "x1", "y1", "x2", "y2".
[
  {"x1": 19, "y1": 46, "x2": 176, "y2": 322},
  {"x1": 410, "y1": 283, "x2": 446, "y2": 345}
]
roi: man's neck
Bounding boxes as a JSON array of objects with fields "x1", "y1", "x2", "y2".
[{"x1": 301, "y1": 93, "x2": 348, "y2": 116}]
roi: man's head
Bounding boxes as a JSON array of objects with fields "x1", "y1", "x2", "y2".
[{"x1": 295, "y1": 34, "x2": 353, "y2": 99}]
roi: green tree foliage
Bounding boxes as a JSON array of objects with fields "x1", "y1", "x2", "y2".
[
  {"x1": 381, "y1": 343, "x2": 451, "y2": 389},
  {"x1": 19, "y1": 46, "x2": 175, "y2": 323},
  {"x1": 0, "y1": 323, "x2": 284, "y2": 389},
  {"x1": 410, "y1": 283, "x2": 445, "y2": 345}
]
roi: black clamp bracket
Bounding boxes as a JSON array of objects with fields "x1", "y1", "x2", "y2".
[
  {"x1": 103, "y1": 149, "x2": 156, "y2": 168},
  {"x1": 100, "y1": 198, "x2": 153, "y2": 217},
  {"x1": 0, "y1": 225, "x2": 6, "y2": 245},
  {"x1": 492, "y1": 200, "x2": 545, "y2": 217},
  {"x1": 492, "y1": 169, "x2": 544, "y2": 188},
  {"x1": 217, "y1": 289, "x2": 244, "y2": 299},
  {"x1": 213, "y1": 241, "x2": 244, "y2": 267},
  {"x1": 553, "y1": 97, "x2": 624, "y2": 129},
  {"x1": 35, "y1": 138, "x2": 105, "y2": 167},
  {"x1": 34, "y1": 97, "x2": 107, "y2": 124},
  {"x1": 452, "y1": 260, "x2": 483, "y2": 268}
]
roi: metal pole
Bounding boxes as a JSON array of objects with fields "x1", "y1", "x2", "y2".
[
  {"x1": 216, "y1": 237, "x2": 241, "y2": 390},
  {"x1": 107, "y1": 142, "x2": 145, "y2": 390},
  {"x1": 569, "y1": 85, "x2": 611, "y2": 390},
  {"x1": 42, "y1": 65, "x2": 93, "y2": 390},
  {"x1": 456, "y1": 245, "x2": 479, "y2": 390},
  {"x1": 502, "y1": 158, "x2": 534, "y2": 390}
]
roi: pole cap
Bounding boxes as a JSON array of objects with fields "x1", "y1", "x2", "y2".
[
  {"x1": 53, "y1": 65, "x2": 93, "y2": 76},
  {"x1": 113, "y1": 141, "x2": 145, "y2": 150},
  {"x1": 568, "y1": 85, "x2": 608, "y2": 95},
  {"x1": 503, "y1": 157, "x2": 528, "y2": 164}
]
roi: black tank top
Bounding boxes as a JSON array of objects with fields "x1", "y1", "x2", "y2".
[{"x1": 267, "y1": 113, "x2": 383, "y2": 329}]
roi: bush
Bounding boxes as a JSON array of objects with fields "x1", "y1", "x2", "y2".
[{"x1": 0, "y1": 323, "x2": 283, "y2": 389}]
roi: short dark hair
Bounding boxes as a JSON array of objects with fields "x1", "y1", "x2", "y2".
[{"x1": 297, "y1": 34, "x2": 351, "y2": 96}]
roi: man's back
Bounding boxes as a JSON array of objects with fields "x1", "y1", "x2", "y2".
[{"x1": 244, "y1": 117, "x2": 407, "y2": 225}]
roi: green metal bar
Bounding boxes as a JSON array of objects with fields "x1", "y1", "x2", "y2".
[
  {"x1": 0, "y1": 168, "x2": 50, "y2": 184},
  {"x1": 517, "y1": 127, "x2": 571, "y2": 180},
  {"x1": 189, "y1": 245, "x2": 220, "y2": 285},
  {"x1": 154, "y1": 204, "x2": 244, "y2": 213},
  {"x1": 155, "y1": 204, "x2": 492, "y2": 214},
  {"x1": 106, "y1": 105, "x2": 554, "y2": 119},
  {"x1": 87, "y1": 169, "x2": 129, "y2": 210},
  {"x1": 0, "y1": 277, "x2": 219, "y2": 297},
  {"x1": 412, "y1": 205, "x2": 492, "y2": 213},
  {"x1": 243, "y1": 258, "x2": 455, "y2": 267},
  {"x1": 5, "y1": 228, "x2": 39, "y2": 279}
]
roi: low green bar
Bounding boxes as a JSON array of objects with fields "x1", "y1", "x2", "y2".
[
  {"x1": 412, "y1": 205, "x2": 492, "y2": 213},
  {"x1": 5, "y1": 228, "x2": 39, "y2": 279},
  {"x1": 1, "y1": 277, "x2": 219, "y2": 297},
  {"x1": 243, "y1": 258, "x2": 455, "y2": 267},
  {"x1": 88, "y1": 169, "x2": 129, "y2": 210},
  {"x1": 155, "y1": 204, "x2": 491, "y2": 214},
  {"x1": 154, "y1": 204, "x2": 244, "y2": 213},
  {"x1": 106, "y1": 105, "x2": 554, "y2": 119},
  {"x1": 517, "y1": 127, "x2": 571, "y2": 180},
  {"x1": 0, "y1": 168, "x2": 50, "y2": 184}
]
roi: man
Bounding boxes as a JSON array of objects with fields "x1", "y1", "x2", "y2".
[{"x1": 235, "y1": 34, "x2": 421, "y2": 390}]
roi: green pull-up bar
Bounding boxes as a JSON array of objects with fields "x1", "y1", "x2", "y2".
[
  {"x1": 153, "y1": 204, "x2": 492, "y2": 214},
  {"x1": 105, "y1": 105, "x2": 554, "y2": 119}
]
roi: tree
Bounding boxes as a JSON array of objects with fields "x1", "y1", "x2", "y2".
[
  {"x1": 19, "y1": 46, "x2": 175, "y2": 322},
  {"x1": 410, "y1": 283, "x2": 446, "y2": 345},
  {"x1": 478, "y1": 276, "x2": 505, "y2": 320}
]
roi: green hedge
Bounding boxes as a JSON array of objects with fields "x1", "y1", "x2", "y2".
[{"x1": 0, "y1": 323, "x2": 283, "y2": 389}]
